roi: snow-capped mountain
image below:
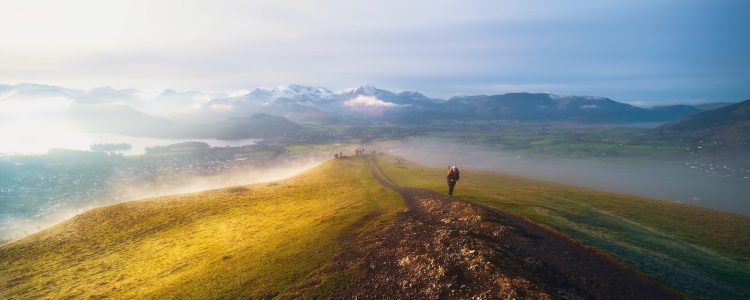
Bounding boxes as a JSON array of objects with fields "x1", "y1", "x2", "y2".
[
  {"x1": 248, "y1": 85, "x2": 335, "y2": 102},
  {"x1": 197, "y1": 84, "x2": 438, "y2": 121},
  {"x1": 338, "y1": 85, "x2": 442, "y2": 107}
]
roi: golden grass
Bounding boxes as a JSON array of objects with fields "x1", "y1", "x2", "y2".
[{"x1": 0, "y1": 157, "x2": 404, "y2": 299}]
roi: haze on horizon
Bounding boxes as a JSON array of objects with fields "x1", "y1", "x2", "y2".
[{"x1": 1, "y1": 0, "x2": 749, "y2": 105}]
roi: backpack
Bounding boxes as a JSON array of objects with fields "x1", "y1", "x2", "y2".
[{"x1": 448, "y1": 167, "x2": 460, "y2": 181}]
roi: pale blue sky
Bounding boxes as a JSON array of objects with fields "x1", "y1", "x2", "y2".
[{"x1": 1, "y1": 0, "x2": 748, "y2": 104}]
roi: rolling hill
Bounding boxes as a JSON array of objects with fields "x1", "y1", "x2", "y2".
[
  {"x1": 66, "y1": 103, "x2": 179, "y2": 137},
  {"x1": 0, "y1": 158, "x2": 403, "y2": 299},
  {"x1": 1, "y1": 156, "x2": 747, "y2": 299},
  {"x1": 185, "y1": 113, "x2": 303, "y2": 139},
  {"x1": 694, "y1": 102, "x2": 736, "y2": 111},
  {"x1": 659, "y1": 99, "x2": 750, "y2": 142}
]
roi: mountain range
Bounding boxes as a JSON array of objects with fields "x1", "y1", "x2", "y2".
[
  {"x1": 0, "y1": 83, "x2": 740, "y2": 138},
  {"x1": 192, "y1": 84, "x2": 739, "y2": 124}
]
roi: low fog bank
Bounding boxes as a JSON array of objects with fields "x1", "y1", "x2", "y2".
[
  {"x1": 0, "y1": 157, "x2": 325, "y2": 243},
  {"x1": 379, "y1": 138, "x2": 749, "y2": 216},
  {"x1": 107, "y1": 158, "x2": 324, "y2": 201}
]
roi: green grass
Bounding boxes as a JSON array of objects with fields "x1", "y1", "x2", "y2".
[
  {"x1": 376, "y1": 155, "x2": 750, "y2": 300},
  {"x1": 415, "y1": 124, "x2": 690, "y2": 159},
  {"x1": 285, "y1": 143, "x2": 356, "y2": 155},
  {"x1": 0, "y1": 157, "x2": 404, "y2": 299}
]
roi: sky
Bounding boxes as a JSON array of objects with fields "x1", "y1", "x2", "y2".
[{"x1": 1, "y1": 0, "x2": 748, "y2": 104}]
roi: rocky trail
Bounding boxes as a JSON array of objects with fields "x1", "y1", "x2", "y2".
[{"x1": 306, "y1": 160, "x2": 685, "y2": 299}]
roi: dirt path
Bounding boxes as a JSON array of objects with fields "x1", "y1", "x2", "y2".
[{"x1": 338, "y1": 160, "x2": 684, "y2": 299}]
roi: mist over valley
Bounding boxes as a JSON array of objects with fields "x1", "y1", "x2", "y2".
[{"x1": 380, "y1": 137, "x2": 750, "y2": 215}]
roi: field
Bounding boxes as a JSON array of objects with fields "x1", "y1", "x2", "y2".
[
  {"x1": 411, "y1": 123, "x2": 698, "y2": 161},
  {"x1": 375, "y1": 155, "x2": 750, "y2": 300},
  {"x1": 283, "y1": 122, "x2": 744, "y2": 168},
  {"x1": 306, "y1": 123, "x2": 685, "y2": 160},
  {"x1": 0, "y1": 158, "x2": 404, "y2": 299},
  {"x1": 284, "y1": 143, "x2": 356, "y2": 155}
]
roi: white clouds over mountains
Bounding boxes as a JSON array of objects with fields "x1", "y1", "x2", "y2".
[
  {"x1": 343, "y1": 95, "x2": 401, "y2": 108},
  {"x1": 1, "y1": 1, "x2": 747, "y2": 103}
]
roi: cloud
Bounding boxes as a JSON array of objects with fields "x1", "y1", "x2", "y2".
[
  {"x1": 342, "y1": 95, "x2": 401, "y2": 117},
  {"x1": 343, "y1": 95, "x2": 400, "y2": 108},
  {"x1": 0, "y1": 0, "x2": 747, "y2": 102}
]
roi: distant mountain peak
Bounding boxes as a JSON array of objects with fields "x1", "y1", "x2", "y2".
[
  {"x1": 342, "y1": 85, "x2": 382, "y2": 95},
  {"x1": 248, "y1": 84, "x2": 335, "y2": 101},
  {"x1": 160, "y1": 88, "x2": 178, "y2": 96},
  {"x1": 14, "y1": 83, "x2": 66, "y2": 90},
  {"x1": 4, "y1": 83, "x2": 85, "y2": 98},
  {"x1": 548, "y1": 94, "x2": 607, "y2": 101},
  {"x1": 90, "y1": 86, "x2": 118, "y2": 93},
  {"x1": 87, "y1": 86, "x2": 136, "y2": 98},
  {"x1": 398, "y1": 90, "x2": 425, "y2": 96}
]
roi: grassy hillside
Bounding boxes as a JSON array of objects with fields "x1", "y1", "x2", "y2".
[
  {"x1": 0, "y1": 158, "x2": 404, "y2": 299},
  {"x1": 660, "y1": 99, "x2": 750, "y2": 143},
  {"x1": 3, "y1": 154, "x2": 748, "y2": 299},
  {"x1": 376, "y1": 156, "x2": 750, "y2": 300}
]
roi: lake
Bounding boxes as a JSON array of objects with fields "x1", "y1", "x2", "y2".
[{"x1": 0, "y1": 132, "x2": 259, "y2": 155}]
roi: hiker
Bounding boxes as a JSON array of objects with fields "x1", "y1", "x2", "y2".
[{"x1": 447, "y1": 165, "x2": 460, "y2": 197}]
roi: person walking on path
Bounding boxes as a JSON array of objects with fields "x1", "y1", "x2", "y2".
[{"x1": 447, "y1": 165, "x2": 460, "y2": 197}]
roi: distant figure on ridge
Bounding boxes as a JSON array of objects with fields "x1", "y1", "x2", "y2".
[{"x1": 447, "y1": 165, "x2": 460, "y2": 197}]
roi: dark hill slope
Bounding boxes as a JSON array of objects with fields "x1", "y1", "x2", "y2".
[
  {"x1": 659, "y1": 99, "x2": 750, "y2": 142},
  {"x1": 188, "y1": 113, "x2": 302, "y2": 139},
  {"x1": 443, "y1": 93, "x2": 695, "y2": 122},
  {"x1": 695, "y1": 102, "x2": 736, "y2": 111}
]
